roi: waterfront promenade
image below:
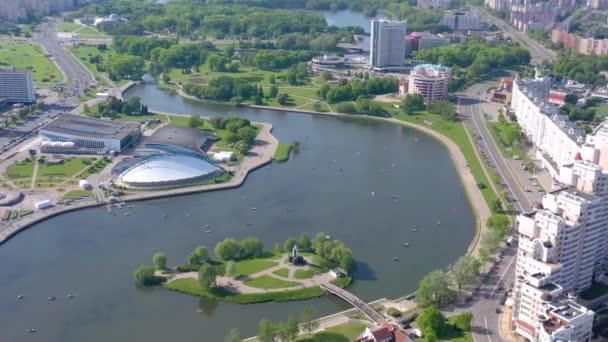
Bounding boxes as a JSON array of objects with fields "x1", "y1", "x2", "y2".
[{"x1": 0, "y1": 123, "x2": 278, "y2": 245}]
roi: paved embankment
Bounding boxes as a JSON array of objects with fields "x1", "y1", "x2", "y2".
[{"x1": 0, "y1": 123, "x2": 278, "y2": 245}]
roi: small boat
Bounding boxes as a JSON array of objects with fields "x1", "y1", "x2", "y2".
[
  {"x1": 128, "y1": 205, "x2": 133, "y2": 209},
  {"x1": 393, "y1": 257, "x2": 399, "y2": 261},
  {"x1": 27, "y1": 328, "x2": 37, "y2": 333},
  {"x1": 414, "y1": 137, "x2": 419, "y2": 141},
  {"x1": 205, "y1": 224, "x2": 211, "y2": 228},
  {"x1": 163, "y1": 213, "x2": 167, "y2": 218},
  {"x1": 124, "y1": 213, "x2": 130, "y2": 216},
  {"x1": 17, "y1": 295, "x2": 24, "y2": 300},
  {"x1": 371, "y1": 192, "x2": 375, "y2": 196},
  {"x1": 197, "y1": 308, "x2": 203, "y2": 313},
  {"x1": 338, "y1": 168, "x2": 343, "y2": 172},
  {"x1": 356, "y1": 152, "x2": 361, "y2": 155},
  {"x1": 246, "y1": 223, "x2": 253, "y2": 226},
  {"x1": 403, "y1": 242, "x2": 409, "y2": 247},
  {"x1": 436, "y1": 221, "x2": 441, "y2": 225},
  {"x1": 391, "y1": 164, "x2": 396, "y2": 167},
  {"x1": 286, "y1": 208, "x2": 292, "y2": 212},
  {"x1": 186, "y1": 213, "x2": 190, "y2": 217},
  {"x1": 251, "y1": 207, "x2": 257, "y2": 211},
  {"x1": 394, "y1": 200, "x2": 399, "y2": 204},
  {"x1": 48, "y1": 296, "x2": 56, "y2": 301},
  {"x1": 66, "y1": 294, "x2": 74, "y2": 299},
  {"x1": 205, "y1": 230, "x2": 212, "y2": 233},
  {"x1": 413, "y1": 228, "x2": 417, "y2": 232}
]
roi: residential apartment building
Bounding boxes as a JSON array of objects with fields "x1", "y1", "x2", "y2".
[
  {"x1": 0, "y1": 0, "x2": 88, "y2": 22},
  {"x1": 511, "y1": 75, "x2": 585, "y2": 175},
  {"x1": 510, "y1": 3, "x2": 559, "y2": 32},
  {"x1": 589, "y1": 0, "x2": 608, "y2": 9},
  {"x1": 552, "y1": 25, "x2": 608, "y2": 56},
  {"x1": 485, "y1": 0, "x2": 511, "y2": 11},
  {"x1": 0, "y1": 69, "x2": 36, "y2": 103},
  {"x1": 408, "y1": 64, "x2": 451, "y2": 102},
  {"x1": 370, "y1": 19, "x2": 407, "y2": 70},
  {"x1": 417, "y1": 0, "x2": 451, "y2": 9},
  {"x1": 441, "y1": 12, "x2": 482, "y2": 31}
]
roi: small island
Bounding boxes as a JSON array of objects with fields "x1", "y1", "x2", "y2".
[{"x1": 134, "y1": 233, "x2": 355, "y2": 304}]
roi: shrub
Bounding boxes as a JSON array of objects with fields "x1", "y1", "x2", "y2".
[
  {"x1": 177, "y1": 264, "x2": 201, "y2": 272},
  {"x1": 451, "y1": 312, "x2": 473, "y2": 331}
]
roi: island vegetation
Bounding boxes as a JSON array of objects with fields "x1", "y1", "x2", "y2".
[{"x1": 134, "y1": 233, "x2": 354, "y2": 304}]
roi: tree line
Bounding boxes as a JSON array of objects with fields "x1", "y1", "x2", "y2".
[{"x1": 84, "y1": 96, "x2": 149, "y2": 119}]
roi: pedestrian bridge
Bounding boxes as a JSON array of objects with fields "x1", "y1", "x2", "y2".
[
  {"x1": 320, "y1": 283, "x2": 384, "y2": 323},
  {"x1": 337, "y1": 43, "x2": 369, "y2": 52}
]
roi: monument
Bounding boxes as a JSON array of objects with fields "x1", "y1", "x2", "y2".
[{"x1": 288, "y1": 244, "x2": 305, "y2": 265}]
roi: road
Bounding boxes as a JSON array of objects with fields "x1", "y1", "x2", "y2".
[
  {"x1": 474, "y1": 7, "x2": 556, "y2": 64},
  {"x1": 33, "y1": 17, "x2": 96, "y2": 105}
]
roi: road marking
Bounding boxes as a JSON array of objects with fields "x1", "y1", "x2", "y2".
[
  {"x1": 490, "y1": 254, "x2": 517, "y2": 296},
  {"x1": 484, "y1": 317, "x2": 493, "y2": 342},
  {"x1": 467, "y1": 96, "x2": 526, "y2": 212}
]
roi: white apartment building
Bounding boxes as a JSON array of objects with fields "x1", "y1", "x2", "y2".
[
  {"x1": 0, "y1": 0, "x2": 87, "y2": 21},
  {"x1": 512, "y1": 76, "x2": 585, "y2": 176},
  {"x1": 408, "y1": 64, "x2": 451, "y2": 102},
  {"x1": 0, "y1": 69, "x2": 36, "y2": 103},
  {"x1": 441, "y1": 12, "x2": 482, "y2": 31},
  {"x1": 370, "y1": 19, "x2": 407, "y2": 70},
  {"x1": 485, "y1": 0, "x2": 510, "y2": 11}
]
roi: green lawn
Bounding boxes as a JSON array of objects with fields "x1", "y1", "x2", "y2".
[
  {"x1": 244, "y1": 275, "x2": 300, "y2": 289},
  {"x1": 57, "y1": 21, "x2": 83, "y2": 32},
  {"x1": 273, "y1": 268, "x2": 289, "y2": 278},
  {"x1": 38, "y1": 157, "x2": 91, "y2": 178},
  {"x1": 59, "y1": 189, "x2": 92, "y2": 203},
  {"x1": 5, "y1": 159, "x2": 34, "y2": 179},
  {"x1": 234, "y1": 259, "x2": 278, "y2": 277},
  {"x1": 294, "y1": 269, "x2": 317, "y2": 279},
  {"x1": 68, "y1": 45, "x2": 115, "y2": 81},
  {"x1": 297, "y1": 322, "x2": 367, "y2": 342},
  {"x1": 164, "y1": 278, "x2": 324, "y2": 304},
  {"x1": 418, "y1": 314, "x2": 473, "y2": 342},
  {"x1": 273, "y1": 143, "x2": 292, "y2": 162},
  {"x1": 486, "y1": 120, "x2": 523, "y2": 159},
  {"x1": 0, "y1": 41, "x2": 62, "y2": 83}
]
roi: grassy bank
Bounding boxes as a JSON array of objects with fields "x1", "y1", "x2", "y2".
[
  {"x1": 165, "y1": 278, "x2": 325, "y2": 304},
  {"x1": 273, "y1": 143, "x2": 292, "y2": 162},
  {"x1": 0, "y1": 41, "x2": 61, "y2": 83},
  {"x1": 297, "y1": 321, "x2": 368, "y2": 342}
]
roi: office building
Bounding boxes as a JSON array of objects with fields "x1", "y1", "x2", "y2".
[
  {"x1": 370, "y1": 19, "x2": 407, "y2": 70},
  {"x1": 441, "y1": 12, "x2": 482, "y2": 31},
  {"x1": 408, "y1": 64, "x2": 451, "y2": 102},
  {"x1": 40, "y1": 115, "x2": 141, "y2": 152},
  {"x1": 409, "y1": 32, "x2": 451, "y2": 51},
  {"x1": 0, "y1": 69, "x2": 36, "y2": 104}
]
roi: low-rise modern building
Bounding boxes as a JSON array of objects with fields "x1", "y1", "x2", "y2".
[
  {"x1": 408, "y1": 64, "x2": 451, "y2": 102},
  {"x1": 0, "y1": 69, "x2": 35, "y2": 104},
  {"x1": 39, "y1": 115, "x2": 141, "y2": 153},
  {"x1": 441, "y1": 11, "x2": 482, "y2": 31},
  {"x1": 311, "y1": 55, "x2": 345, "y2": 72}
]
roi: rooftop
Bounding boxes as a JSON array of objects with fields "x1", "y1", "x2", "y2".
[
  {"x1": 548, "y1": 298, "x2": 588, "y2": 322},
  {"x1": 143, "y1": 125, "x2": 218, "y2": 155},
  {"x1": 41, "y1": 115, "x2": 139, "y2": 140}
]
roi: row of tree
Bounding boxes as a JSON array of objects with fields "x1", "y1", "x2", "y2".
[
  {"x1": 84, "y1": 96, "x2": 149, "y2": 119},
  {"x1": 402, "y1": 94, "x2": 457, "y2": 122},
  {"x1": 214, "y1": 237, "x2": 264, "y2": 261},
  {"x1": 318, "y1": 77, "x2": 399, "y2": 104}
]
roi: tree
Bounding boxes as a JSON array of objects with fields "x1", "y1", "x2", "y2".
[
  {"x1": 487, "y1": 214, "x2": 510, "y2": 237},
  {"x1": 194, "y1": 246, "x2": 210, "y2": 262},
  {"x1": 277, "y1": 93, "x2": 290, "y2": 105},
  {"x1": 269, "y1": 85, "x2": 279, "y2": 98},
  {"x1": 224, "y1": 328, "x2": 242, "y2": 342},
  {"x1": 273, "y1": 243, "x2": 282, "y2": 254},
  {"x1": 188, "y1": 115, "x2": 202, "y2": 128},
  {"x1": 300, "y1": 305, "x2": 319, "y2": 335},
  {"x1": 564, "y1": 93, "x2": 578, "y2": 106},
  {"x1": 107, "y1": 55, "x2": 145, "y2": 80},
  {"x1": 286, "y1": 315, "x2": 299, "y2": 340},
  {"x1": 215, "y1": 239, "x2": 243, "y2": 261},
  {"x1": 451, "y1": 312, "x2": 473, "y2": 331},
  {"x1": 284, "y1": 237, "x2": 297, "y2": 253},
  {"x1": 416, "y1": 306, "x2": 447, "y2": 338},
  {"x1": 134, "y1": 265, "x2": 160, "y2": 286},
  {"x1": 240, "y1": 237, "x2": 264, "y2": 258},
  {"x1": 297, "y1": 233, "x2": 312, "y2": 252},
  {"x1": 258, "y1": 319, "x2": 276, "y2": 342},
  {"x1": 449, "y1": 256, "x2": 481, "y2": 290},
  {"x1": 198, "y1": 264, "x2": 218, "y2": 290},
  {"x1": 402, "y1": 94, "x2": 425, "y2": 115},
  {"x1": 416, "y1": 270, "x2": 457, "y2": 308},
  {"x1": 490, "y1": 199, "x2": 503, "y2": 214},
  {"x1": 153, "y1": 252, "x2": 167, "y2": 270},
  {"x1": 226, "y1": 260, "x2": 236, "y2": 278}
]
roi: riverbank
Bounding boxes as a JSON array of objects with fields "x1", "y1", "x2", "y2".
[
  {"x1": 171, "y1": 87, "x2": 490, "y2": 256},
  {"x1": 0, "y1": 122, "x2": 278, "y2": 245}
]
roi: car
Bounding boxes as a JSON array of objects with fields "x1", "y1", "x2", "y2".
[{"x1": 492, "y1": 264, "x2": 500, "y2": 270}]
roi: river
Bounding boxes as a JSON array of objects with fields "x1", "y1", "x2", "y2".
[{"x1": 0, "y1": 86, "x2": 474, "y2": 341}]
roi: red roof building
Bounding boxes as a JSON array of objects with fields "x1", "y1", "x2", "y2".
[{"x1": 354, "y1": 321, "x2": 414, "y2": 342}]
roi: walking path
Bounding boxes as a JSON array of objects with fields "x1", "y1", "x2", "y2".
[{"x1": 162, "y1": 255, "x2": 334, "y2": 294}]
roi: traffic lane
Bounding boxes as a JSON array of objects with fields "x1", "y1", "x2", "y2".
[{"x1": 458, "y1": 96, "x2": 532, "y2": 211}]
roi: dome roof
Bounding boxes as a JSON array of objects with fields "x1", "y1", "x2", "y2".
[{"x1": 119, "y1": 154, "x2": 220, "y2": 184}]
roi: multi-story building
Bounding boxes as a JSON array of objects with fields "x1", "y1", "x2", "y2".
[
  {"x1": 409, "y1": 32, "x2": 451, "y2": 51},
  {"x1": 589, "y1": 0, "x2": 608, "y2": 9},
  {"x1": 408, "y1": 64, "x2": 451, "y2": 102},
  {"x1": 510, "y1": 3, "x2": 559, "y2": 32},
  {"x1": 0, "y1": 69, "x2": 36, "y2": 104},
  {"x1": 511, "y1": 75, "x2": 585, "y2": 175},
  {"x1": 370, "y1": 19, "x2": 407, "y2": 70},
  {"x1": 485, "y1": 0, "x2": 511, "y2": 11},
  {"x1": 0, "y1": 0, "x2": 88, "y2": 22},
  {"x1": 552, "y1": 19, "x2": 608, "y2": 56},
  {"x1": 441, "y1": 12, "x2": 482, "y2": 31},
  {"x1": 417, "y1": 0, "x2": 451, "y2": 9}
]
